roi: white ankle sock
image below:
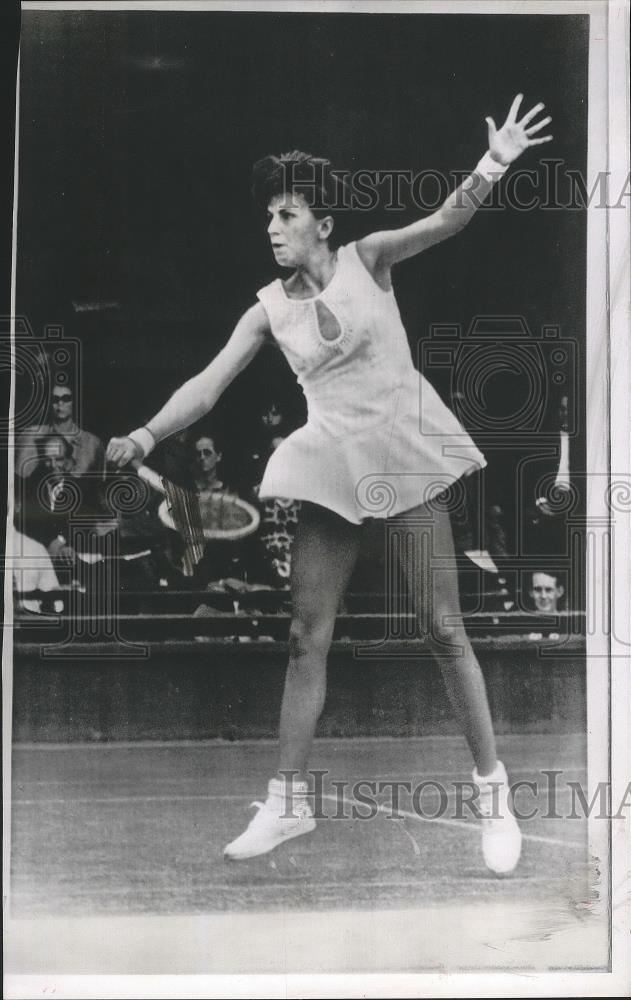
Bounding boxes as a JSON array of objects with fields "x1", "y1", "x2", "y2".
[
  {"x1": 473, "y1": 760, "x2": 507, "y2": 785},
  {"x1": 267, "y1": 777, "x2": 308, "y2": 801}
]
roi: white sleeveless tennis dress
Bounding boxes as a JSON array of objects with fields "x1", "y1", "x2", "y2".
[{"x1": 256, "y1": 241, "x2": 485, "y2": 524}]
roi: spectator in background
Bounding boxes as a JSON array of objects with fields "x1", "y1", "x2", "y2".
[
  {"x1": 261, "y1": 402, "x2": 286, "y2": 448},
  {"x1": 20, "y1": 433, "x2": 115, "y2": 585},
  {"x1": 108, "y1": 469, "x2": 171, "y2": 595},
  {"x1": 188, "y1": 433, "x2": 259, "y2": 587},
  {"x1": 529, "y1": 570, "x2": 565, "y2": 614},
  {"x1": 16, "y1": 381, "x2": 104, "y2": 479},
  {"x1": 247, "y1": 400, "x2": 292, "y2": 494},
  {"x1": 11, "y1": 491, "x2": 62, "y2": 613},
  {"x1": 247, "y1": 402, "x2": 301, "y2": 587},
  {"x1": 193, "y1": 434, "x2": 225, "y2": 496},
  {"x1": 20, "y1": 434, "x2": 80, "y2": 570},
  {"x1": 189, "y1": 431, "x2": 272, "y2": 635}
]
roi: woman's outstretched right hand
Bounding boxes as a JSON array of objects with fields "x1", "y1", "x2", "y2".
[{"x1": 106, "y1": 436, "x2": 141, "y2": 468}]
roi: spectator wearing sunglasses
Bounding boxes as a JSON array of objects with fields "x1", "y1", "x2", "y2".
[{"x1": 16, "y1": 381, "x2": 105, "y2": 479}]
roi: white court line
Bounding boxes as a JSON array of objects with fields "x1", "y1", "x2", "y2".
[
  {"x1": 12, "y1": 733, "x2": 586, "y2": 750},
  {"x1": 319, "y1": 792, "x2": 586, "y2": 850},
  {"x1": 11, "y1": 791, "x2": 586, "y2": 850}
]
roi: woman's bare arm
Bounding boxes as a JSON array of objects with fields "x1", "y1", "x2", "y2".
[
  {"x1": 106, "y1": 302, "x2": 270, "y2": 466},
  {"x1": 358, "y1": 95, "x2": 552, "y2": 276}
]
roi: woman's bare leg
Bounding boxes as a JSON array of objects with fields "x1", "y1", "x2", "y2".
[
  {"x1": 394, "y1": 499, "x2": 522, "y2": 874},
  {"x1": 394, "y1": 501, "x2": 497, "y2": 775},
  {"x1": 279, "y1": 502, "x2": 362, "y2": 780},
  {"x1": 223, "y1": 502, "x2": 360, "y2": 859}
]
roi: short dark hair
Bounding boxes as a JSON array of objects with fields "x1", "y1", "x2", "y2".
[
  {"x1": 193, "y1": 431, "x2": 222, "y2": 455},
  {"x1": 251, "y1": 150, "x2": 350, "y2": 250},
  {"x1": 530, "y1": 569, "x2": 563, "y2": 587}
]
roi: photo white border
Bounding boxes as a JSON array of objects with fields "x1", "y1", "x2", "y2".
[{"x1": 4, "y1": 0, "x2": 630, "y2": 996}]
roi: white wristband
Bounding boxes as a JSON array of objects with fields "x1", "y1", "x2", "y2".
[
  {"x1": 128, "y1": 427, "x2": 156, "y2": 460},
  {"x1": 475, "y1": 151, "x2": 509, "y2": 183}
]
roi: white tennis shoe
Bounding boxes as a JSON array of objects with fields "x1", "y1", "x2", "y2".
[
  {"x1": 472, "y1": 760, "x2": 522, "y2": 875},
  {"x1": 223, "y1": 778, "x2": 316, "y2": 860}
]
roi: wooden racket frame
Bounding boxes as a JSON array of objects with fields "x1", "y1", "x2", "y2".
[{"x1": 132, "y1": 459, "x2": 260, "y2": 541}]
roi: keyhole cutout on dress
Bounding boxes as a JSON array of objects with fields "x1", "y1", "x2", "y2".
[{"x1": 314, "y1": 300, "x2": 343, "y2": 342}]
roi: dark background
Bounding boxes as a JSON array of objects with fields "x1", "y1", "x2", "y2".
[{"x1": 15, "y1": 9, "x2": 588, "y2": 535}]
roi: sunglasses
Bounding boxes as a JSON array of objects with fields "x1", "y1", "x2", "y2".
[
  {"x1": 53, "y1": 394, "x2": 73, "y2": 403},
  {"x1": 196, "y1": 448, "x2": 215, "y2": 457}
]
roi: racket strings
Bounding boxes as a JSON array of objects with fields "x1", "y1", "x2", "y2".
[{"x1": 161, "y1": 476, "x2": 206, "y2": 576}]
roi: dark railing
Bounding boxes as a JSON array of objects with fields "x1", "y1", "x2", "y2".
[{"x1": 11, "y1": 587, "x2": 586, "y2": 648}]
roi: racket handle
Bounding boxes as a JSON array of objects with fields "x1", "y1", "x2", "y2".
[{"x1": 131, "y1": 458, "x2": 166, "y2": 495}]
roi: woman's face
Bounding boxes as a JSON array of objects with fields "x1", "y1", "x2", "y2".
[{"x1": 266, "y1": 193, "x2": 331, "y2": 267}]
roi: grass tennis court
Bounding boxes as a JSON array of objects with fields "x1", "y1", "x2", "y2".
[{"x1": 7, "y1": 731, "x2": 606, "y2": 976}]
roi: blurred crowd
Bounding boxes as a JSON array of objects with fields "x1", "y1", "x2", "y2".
[
  {"x1": 11, "y1": 381, "x2": 302, "y2": 612},
  {"x1": 11, "y1": 377, "x2": 572, "y2": 618}
]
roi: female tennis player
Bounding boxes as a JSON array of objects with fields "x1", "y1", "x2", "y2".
[{"x1": 107, "y1": 94, "x2": 552, "y2": 874}]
